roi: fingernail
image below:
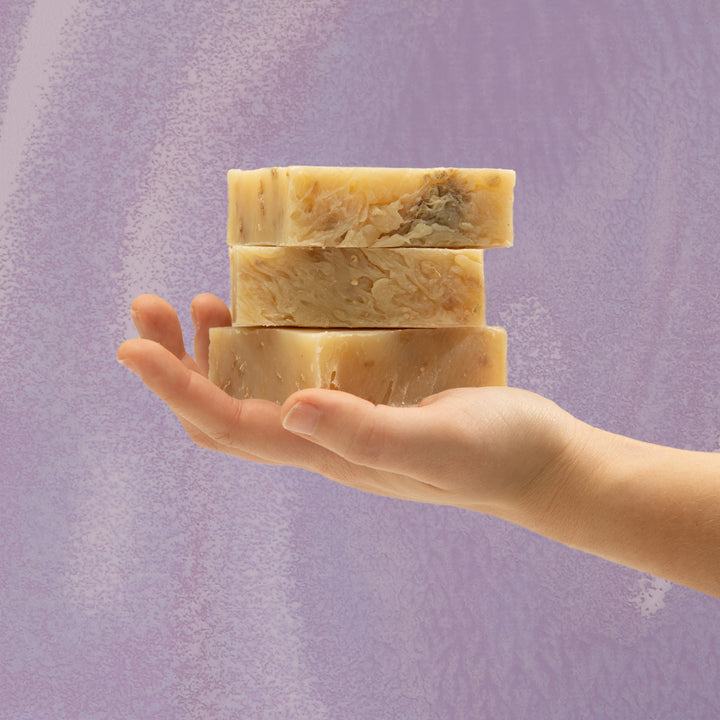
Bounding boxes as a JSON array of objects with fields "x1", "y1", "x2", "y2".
[
  {"x1": 282, "y1": 402, "x2": 321, "y2": 436},
  {"x1": 118, "y1": 356, "x2": 139, "y2": 375}
]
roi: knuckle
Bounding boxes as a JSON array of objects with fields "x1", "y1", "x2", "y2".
[
  {"x1": 341, "y1": 413, "x2": 388, "y2": 466},
  {"x1": 205, "y1": 400, "x2": 245, "y2": 446},
  {"x1": 159, "y1": 363, "x2": 195, "y2": 407},
  {"x1": 309, "y1": 455, "x2": 343, "y2": 480},
  {"x1": 181, "y1": 421, "x2": 218, "y2": 450}
]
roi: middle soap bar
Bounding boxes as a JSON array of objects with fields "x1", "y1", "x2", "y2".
[{"x1": 229, "y1": 246, "x2": 485, "y2": 328}]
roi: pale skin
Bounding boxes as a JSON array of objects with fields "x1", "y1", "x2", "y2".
[{"x1": 117, "y1": 293, "x2": 720, "y2": 599}]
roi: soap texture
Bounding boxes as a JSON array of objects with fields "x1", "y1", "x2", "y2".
[
  {"x1": 208, "y1": 326, "x2": 507, "y2": 405},
  {"x1": 227, "y1": 166, "x2": 514, "y2": 248},
  {"x1": 229, "y1": 246, "x2": 485, "y2": 327}
]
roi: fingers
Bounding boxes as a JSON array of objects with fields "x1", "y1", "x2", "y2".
[
  {"x1": 130, "y1": 294, "x2": 197, "y2": 371},
  {"x1": 190, "y1": 293, "x2": 232, "y2": 376},
  {"x1": 280, "y1": 389, "x2": 457, "y2": 485},
  {"x1": 118, "y1": 336, "x2": 276, "y2": 447},
  {"x1": 130, "y1": 292, "x2": 232, "y2": 377},
  {"x1": 116, "y1": 338, "x2": 363, "y2": 475},
  {"x1": 120, "y1": 295, "x2": 480, "y2": 505}
]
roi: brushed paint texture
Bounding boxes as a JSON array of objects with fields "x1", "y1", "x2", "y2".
[{"x1": 1, "y1": 1, "x2": 719, "y2": 718}]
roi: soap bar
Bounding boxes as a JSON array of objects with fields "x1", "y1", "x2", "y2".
[
  {"x1": 227, "y1": 166, "x2": 514, "y2": 248},
  {"x1": 208, "y1": 326, "x2": 507, "y2": 405},
  {"x1": 229, "y1": 246, "x2": 485, "y2": 328}
]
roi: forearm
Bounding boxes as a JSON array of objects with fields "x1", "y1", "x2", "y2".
[{"x1": 513, "y1": 423, "x2": 720, "y2": 598}]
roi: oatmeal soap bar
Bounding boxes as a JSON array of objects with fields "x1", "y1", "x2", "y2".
[
  {"x1": 227, "y1": 166, "x2": 514, "y2": 248},
  {"x1": 208, "y1": 326, "x2": 507, "y2": 406},
  {"x1": 229, "y1": 246, "x2": 485, "y2": 328}
]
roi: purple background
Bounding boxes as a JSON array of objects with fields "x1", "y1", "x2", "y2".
[{"x1": 2, "y1": 0, "x2": 720, "y2": 717}]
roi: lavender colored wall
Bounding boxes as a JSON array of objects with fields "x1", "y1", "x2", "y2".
[{"x1": 1, "y1": 1, "x2": 719, "y2": 717}]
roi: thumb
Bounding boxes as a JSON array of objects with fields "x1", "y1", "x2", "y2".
[{"x1": 280, "y1": 389, "x2": 447, "y2": 476}]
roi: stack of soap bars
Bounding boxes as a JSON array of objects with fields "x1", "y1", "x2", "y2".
[{"x1": 208, "y1": 166, "x2": 514, "y2": 406}]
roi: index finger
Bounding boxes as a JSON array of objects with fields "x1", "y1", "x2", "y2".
[{"x1": 117, "y1": 337, "x2": 358, "y2": 474}]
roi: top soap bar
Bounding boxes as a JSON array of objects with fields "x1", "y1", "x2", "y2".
[{"x1": 227, "y1": 166, "x2": 514, "y2": 248}]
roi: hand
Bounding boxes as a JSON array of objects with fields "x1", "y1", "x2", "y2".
[
  {"x1": 117, "y1": 294, "x2": 585, "y2": 518},
  {"x1": 118, "y1": 294, "x2": 720, "y2": 597}
]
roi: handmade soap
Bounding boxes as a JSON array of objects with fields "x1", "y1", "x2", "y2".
[
  {"x1": 229, "y1": 246, "x2": 485, "y2": 328},
  {"x1": 227, "y1": 166, "x2": 514, "y2": 248},
  {"x1": 208, "y1": 326, "x2": 507, "y2": 405}
]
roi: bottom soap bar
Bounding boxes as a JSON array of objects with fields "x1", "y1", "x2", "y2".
[{"x1": 208, "y1": 326, "x2": 506, "y2": 406}]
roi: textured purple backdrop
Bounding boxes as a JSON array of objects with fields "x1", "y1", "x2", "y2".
[{"x1": 2, "y1": 0, "x2": 719, "y2": 718}]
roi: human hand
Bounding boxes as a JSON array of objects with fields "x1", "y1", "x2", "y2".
[
  {"x1": 117, "y1": 294, "x2": 586, "y2": 518},
  {"x1": 118, "y1": 294, "x2": 720, "y2": 598}
]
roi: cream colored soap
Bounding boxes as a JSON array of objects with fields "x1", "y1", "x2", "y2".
[
  {"x1": 227, "y1": 166, "x2": 514, "y2": 248},
  {"x1": 229, "y1": 246, "x2": 485, "y2": 328},
  {"x1": 209, "y1": 326, "x2": 506, "y2": 405}
]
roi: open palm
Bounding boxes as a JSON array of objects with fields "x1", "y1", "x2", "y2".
[{"x1": 118, "y1": 294, "x2": 581, "y2": 516}]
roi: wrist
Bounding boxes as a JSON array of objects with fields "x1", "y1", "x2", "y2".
[{"x1": 507, "y1": 415, "x2": 618, "y2": 544}]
